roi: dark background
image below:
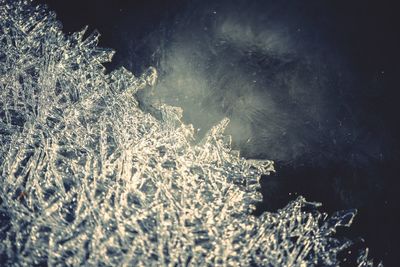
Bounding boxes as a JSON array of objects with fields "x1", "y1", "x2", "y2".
[{"x1": 34, "y1": 0, "x2": 400, "y2": 265}]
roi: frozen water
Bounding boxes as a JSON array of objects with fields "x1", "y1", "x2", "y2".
[{"x1": 0, "y1": 0, "x2": 381, "y2": 266}]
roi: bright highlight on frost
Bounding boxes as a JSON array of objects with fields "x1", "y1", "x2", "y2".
[{"x1": 0, "y1": 1, "x2": 380, "y2": 266}]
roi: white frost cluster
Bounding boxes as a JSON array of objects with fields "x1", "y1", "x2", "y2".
[{"x1": 0, "y1": 1, "x2": 378, "y2": 266}]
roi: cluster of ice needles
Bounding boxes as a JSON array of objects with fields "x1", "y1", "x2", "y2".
[{"x1": 0, "y1": 1, "x2": 380, "y2": 266}]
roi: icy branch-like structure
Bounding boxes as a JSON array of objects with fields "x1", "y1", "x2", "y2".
[{"x1": 0, "y1": 1, "x2": 379, "y2": 266}]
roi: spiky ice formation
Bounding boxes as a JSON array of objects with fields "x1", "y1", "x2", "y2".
[{"x1": 0, "y1": 1, "x2": 380, "y2": 266}]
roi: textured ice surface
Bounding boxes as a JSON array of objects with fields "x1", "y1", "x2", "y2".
[{"x1": 0, "y1": 1, "x2": 380, "y2": 266}]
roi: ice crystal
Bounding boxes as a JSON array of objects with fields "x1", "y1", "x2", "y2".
[{"x1": 0, "y1": 1, "x2": 380, "y2": 266}]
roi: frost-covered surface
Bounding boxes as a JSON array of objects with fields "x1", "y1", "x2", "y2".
[{"x1": 0, "y1": 1, "x2": 379, "y2": 266}]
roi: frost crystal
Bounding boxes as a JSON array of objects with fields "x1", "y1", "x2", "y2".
[{"x1": 0, "y1": 1, "x2": 380, "y2": 266}]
